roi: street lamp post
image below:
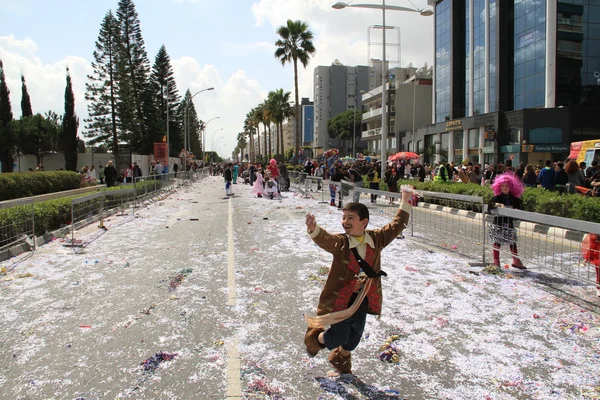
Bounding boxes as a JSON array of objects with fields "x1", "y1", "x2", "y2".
[
  {"x1": 212, "y1": 129, "x2": 224, "y2": 153},
  {"x1": 185, "y1": 87, "x2": 214, "y2": 167},
  {"x1": 201, "y1": 116, "x2": 220, "y2": 162},
  {"x1": 332, "y1": 1, "x2": 433, "y2": 178},
  {"x1": 214, "y1": 136, "x2": 225, "y2": 162}
]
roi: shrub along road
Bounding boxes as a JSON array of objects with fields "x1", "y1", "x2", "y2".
[{"x1": 0, "y1": 176, "x2": 599, "y2": 399}]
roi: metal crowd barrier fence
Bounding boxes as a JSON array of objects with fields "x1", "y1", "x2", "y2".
[
  {"x1": 0, "y1": 198, "x2": 36, "y2": 253},
  {"x1": 68, "y1": 188, "x2": 136, "y2": 249},
  {"x1": 489, "y1": 207, "x2": 600, "y2": 286},
  {"x1": 289, "y1": 176, "x2": 600, "y2": 286}
]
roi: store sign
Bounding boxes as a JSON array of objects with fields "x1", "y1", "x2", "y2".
[
  {"x1": 445, "y1": 119, "x2": 463, "y2": 131},
  {"x1": 532, "y1": 144, "x2": 569, "y2": 152}
]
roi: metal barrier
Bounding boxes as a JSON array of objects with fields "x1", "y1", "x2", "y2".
[
  {"x1": 67, "y1": 189, "x2": 136, "y2": 249},
  {"x1": 0, "y1": 198, "x2": 36, "y2": 253},
  {"x1": 489, "y1": 207, "x2": 600, "y2": 285}
]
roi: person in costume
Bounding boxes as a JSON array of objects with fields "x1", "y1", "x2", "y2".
[
  {"x1": 252, "y1": 168, "x2": 265, "y2": 198},
  {"x1": 232, "y1": 163, "x2": 239, "y2": 184},
  {"x1": 304, "y1": 186, "x2": 415, "y2": 375},
  {"x1": 488, "y1": 173, "x2": 526, "y2": 269},
  {"x1": 264, "y1": 174, "x2": 279, "y2": 200}
]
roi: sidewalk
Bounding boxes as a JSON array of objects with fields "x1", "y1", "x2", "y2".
[{"x1": 1, "y1": 176, "x2": 599, "y2": 399}]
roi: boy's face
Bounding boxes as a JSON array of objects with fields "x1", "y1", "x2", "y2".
[{"x1": 342, "y1": 210, "x2": 368, "y2": 237}]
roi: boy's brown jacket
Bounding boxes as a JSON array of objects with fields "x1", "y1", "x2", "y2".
[{"x1": 309, "y1": 204, "x2": 410, "y2": 317}]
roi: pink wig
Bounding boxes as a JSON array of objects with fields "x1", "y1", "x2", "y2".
[{"x1": 491, "y1": 172, "x2": 525, "y2": 198}]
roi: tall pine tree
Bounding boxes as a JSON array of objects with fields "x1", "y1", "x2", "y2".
[
  {"x1": 150, "y1": 45, "x2": 182, "y2": 157},
  {"x1": 116, "y1": 0, "x2": 157, "y2": 155},
  {"x1": 20, "y1": 75, "x2": 33, "y2": 118},
  {"x1": 85, "y1": 10, "x2": 121, "y2": 157},
  {"x1": 61, "y1": 68, "x2": 79, "y2": 171},
  {"x1": 179, "y1": 90, "x2": 203, "y2": 158},
  {"x1": 0, "y1": 59, "x2": 14, "y2": 172}
]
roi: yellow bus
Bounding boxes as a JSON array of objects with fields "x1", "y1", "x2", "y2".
[{"x1": 569, "y1": 139, "x2": 600, "y2": 165}]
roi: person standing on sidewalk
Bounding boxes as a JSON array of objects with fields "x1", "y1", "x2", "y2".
[
  {"x1": 366, "y1": 163, "x2": 380, "y2": 203},
  {"x1": 303, "y1": 186, "x2": 415, "y2": 375},
  {"x1": 224, "y1": 163, "x2": 233, "y2": 196},
  {"x1": 488, "y1": 173, "x2": 526, "y2": 269},
  {"x1": 348, "y1": 165, "x2": 363, "y2": 203}
]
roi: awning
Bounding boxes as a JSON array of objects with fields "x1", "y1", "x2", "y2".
[{"x1": 568, "y1": 149, "x2": 579, "y2": 159}]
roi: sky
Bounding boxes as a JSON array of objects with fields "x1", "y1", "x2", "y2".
[{"x1": 0, "y1": 0, "x2": 434, "y2": 158}]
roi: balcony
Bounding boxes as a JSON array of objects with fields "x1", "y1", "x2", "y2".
[
  {"x1": 362, "y1": 108, "x2": 383, "y2": 121},
  {"x1": 362, "y1": 127, "x2": 381, "y2": 140}
]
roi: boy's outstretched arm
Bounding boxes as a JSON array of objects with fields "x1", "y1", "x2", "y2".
[
  {"x1": 306, "y1": 212, "x2": 345, "y2": 254},
  {"x1": 377, "y1": 185, "x2": 416, "y2": 248}
]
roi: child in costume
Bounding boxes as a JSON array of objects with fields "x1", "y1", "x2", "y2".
[
  {"x1": 252, "y1": 168, "x2": 265, "y2": 198},
  {"x1": 264, "y1": 175, "x2": 279, "y2": 200},
  {"x1": 488, "y1": 173, "x2": 526, "y2": 269},
  {"x1": 304, "y1": 186, "x2": 415, "y2": 375}
]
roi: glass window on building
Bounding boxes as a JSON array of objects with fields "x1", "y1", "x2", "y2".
[
  {"x1": 468, "y1": 128, "x2": 479, "y2": 149},
  {"x1": 489, "y1": 0, "x2": 497, "y2": 112},
  {"x1": 436, "y1": 0, "x2": 452, "y2": 123},
  {"x1": 529, "y1": 127, "x2": 562, "y2": 143},
  {"x1": 465, "y1": 0, "x2": 470, "y2": 117},
  {"x1": 440, "y1": 132, "x2": 449, "y2": 161},
  {"x1": 513, "y1": 0, "x2": 546, "y2": 110}
]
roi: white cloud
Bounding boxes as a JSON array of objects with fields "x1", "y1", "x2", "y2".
[
  {"x1": 0, "y1": 35, "x2": 91, "y2": 122},
  {"x1": 0, "y1": 35, "x2": 268, "y2": 158},
  {"x1": 251, "y1": 0, "x2": 434, "y2": 101}
]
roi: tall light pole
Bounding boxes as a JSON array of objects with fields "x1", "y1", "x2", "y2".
[
  {"x1": 201, "y1": 116, "x2": 220, "y2": 162},
  {"x1": 185, "y1": 87, "x2": 214, "y2": 166},
  {"x1": 212, "y1": 129, "x2": 224, "y2": 152},
  {"x1": 332, "y1": 1, "x2": 433, "y2": 178}
]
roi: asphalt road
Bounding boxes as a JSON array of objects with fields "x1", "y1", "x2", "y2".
[{"x1": 1, "y1": 176, "x2": 599, "y2": 399}]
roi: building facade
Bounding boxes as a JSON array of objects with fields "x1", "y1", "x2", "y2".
[
  {"x1": 423, "y1": 0, "x2": 600, "y2": 166},
  {"x1": 361, "y1": 65, "x2": 433, "y2": 155},
  {"x1": 301, "y1": 98, "x2": 314, "y2": 147},
  {"x1": 313, "y1": 61, "x2": 372, "y2": 153}
]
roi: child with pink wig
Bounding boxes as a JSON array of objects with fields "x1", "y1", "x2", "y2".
[{"x1": 489, "y1": 173, "x2": 526, "y2": 269}]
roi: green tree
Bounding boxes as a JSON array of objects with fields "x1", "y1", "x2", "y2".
[
  {"x1": 179, "y1": 90, "x2": 202, "y2": 158},
  {"x1": 251, "y1": 106, "x2": 264, "y2": 161},
  {"x1": 85, "y1": 10, "x2": 121, "y2": 157},
  {"x1": 267, "y1": 89, "x2": 293, "y2": 160},
  {"x1": 150, "y1": 45, "x2": 182, "y2": 157},
  {"x1": 116, "y1": 0, "x2": 157, "y2": 155},
  {"x1": 236, "y1": 131, "x2": 247, "y2": 161},
  {"x1": 274, "y1": 19, "x2": 316, "y2": 161},
  {"x1": 0, "y1": 59, "x2": 14, "y2": 172},
  {"x1": 327, "y1": 110, "x2": 361, "y2": 155},
  {"x1": 11, "y1": 113, "x2": 61, "y2": 166},
  {"x1": 243, "y1": 112, "x2": 256, "y2": 162},
  {"x1": 20, "y1": 75, "x2": 33, "y2": 118},
  {"x1": 60, "y1": 68, "x2": 79, "y2": 171}
]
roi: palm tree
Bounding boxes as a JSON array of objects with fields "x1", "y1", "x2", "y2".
[
  {"x1": 253, "y1": 104, "x2": 265, "y2": 162},
  {"x1": 275, "y1": 19, "x2": 316, "y2": 162},
  {"x1": 260, "y1": 100, "x2": 272, "y2": 159},
  {"x1": 236, "y1": 131, "x2": 247, "y2": 162},
  {"x1": 243, "y1": 113, "x2": 255, "y2": 162},
  {"x1": 267, "y1": 89, "x2": 293, "y2": 160}
]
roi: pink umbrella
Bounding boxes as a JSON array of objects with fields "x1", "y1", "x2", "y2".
[{"x1": 388, "y1": 152, "x2": 420, "y2": 162}]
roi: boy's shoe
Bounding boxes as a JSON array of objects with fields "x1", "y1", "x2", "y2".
[
  {"x1": 304, "y1": 327, "x2": 325, "y2": 357},
  {"x1": 328, "y1": 347, "x2": 352, "y2": 374},
  {"x1": 330, "y1": 201, "x2": 336, "y2": 206}
]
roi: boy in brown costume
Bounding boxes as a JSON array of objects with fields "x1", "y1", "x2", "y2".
[{"x1": 304, "y1": 187, "x2": 414, "y2": 375}]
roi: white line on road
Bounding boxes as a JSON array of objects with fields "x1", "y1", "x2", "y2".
[
  {"x1": 226, "y1": 196, "x2": 242, "y2": 398},
  {"x1": 226, "y1": 338, "x2": 242, "y2": 398},
  {"x1": 227, "y1": 196, "x2": 237, "y2": 306}
]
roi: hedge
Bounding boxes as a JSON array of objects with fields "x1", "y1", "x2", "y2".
[
  {"x1": 0, "y1": 171, "x2": 81, "y2": 201},
  {"x1": 379, "y1": 179, "x2": 600, "y2": 224},
  {"x1": 0, "y1": 181, "x2": 163, "y2": 248}
]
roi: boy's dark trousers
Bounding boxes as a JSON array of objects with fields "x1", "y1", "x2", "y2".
[{"x1": 323, "y1": 294, "x2": 368, "y2": 351}]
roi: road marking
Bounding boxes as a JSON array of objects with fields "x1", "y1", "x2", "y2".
[
  {"x1": 226, "y1": 338, "x2": 242, "y2": 398},
  {"x1": 226, "y1": 197, "x2": 242, "y2": 398},
  {"x1": 227, "y1": 196, "x2": 237, "y2": 306}
]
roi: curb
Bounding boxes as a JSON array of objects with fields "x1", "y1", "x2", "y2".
[
  {"x1": 0, "y1": 226, "x2": 70, "y2": 263},
  {"x1": 416, "y1": 202, "x2": 585, "y2": 243}
]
